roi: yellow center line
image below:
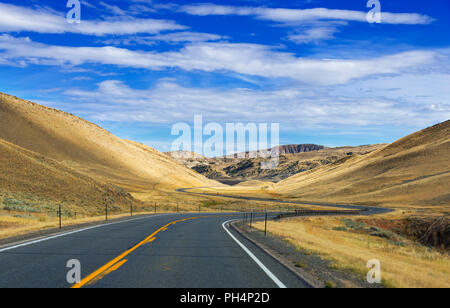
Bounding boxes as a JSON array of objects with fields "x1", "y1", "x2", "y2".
[
  {"x1": 85, "y1": 259, "x2": 128, "y2": 287},
  {"x1": 72, "y1": 216, "x2": 203, "y2": 288}
]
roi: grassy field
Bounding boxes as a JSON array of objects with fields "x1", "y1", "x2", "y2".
[{"x1": 253, "y1": 212, "x2": 450, "y2": 288}]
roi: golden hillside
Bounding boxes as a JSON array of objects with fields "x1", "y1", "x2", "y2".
[
  {"x1": 0, "y1": 93, "x2": 216, "y2": 190},
  {"x1": 0, "y1": 138, "x2": 135, "y2": 215},
  {"x1": 273, "y1": 120, "x2": 450, "y2": 210}
]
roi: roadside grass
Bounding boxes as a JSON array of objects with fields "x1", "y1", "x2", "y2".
[
  {"x1": 253, "y1": 215, "x2": 450, "y2": 288},
  {"x1": 0, "y1": 210, "x2": 167, "y2": 240},
  {"x1": 0, "y1": 185, "x2": 341, "y2": 241},
  {"x1": 294, "y1": 261, "x2": 307, "y2": 269},
  {"x1": 131, "y1": 186, "x2": 337, "y2": 214},
  {"x1": 0, "y1": 186, "x2": 286, "y2": 240}
]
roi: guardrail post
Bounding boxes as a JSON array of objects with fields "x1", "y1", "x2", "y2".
[
  {"x1": 250, "y1": 212, "x2": 253, "y2": 229},
  {"x1": 105, "y1": 203, "x2": 108, "y2": 221},
  {"x1": 58, "y1": 204, "x2": 62, "y2": 229},
  {"x1": 264, "y1": 212, "x2": 268, "y2": 236}
]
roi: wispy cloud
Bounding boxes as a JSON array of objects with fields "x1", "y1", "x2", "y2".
[
  {"x1": 179, "y1": 3, "x2": 433, "y2": 45},
  {"x1": 0, "y1": 35, "x2": 436, "y2": 86},
  {"x1": 179, "y1": 4, "x2": 434, "y2": 25},
  {"x1": 102, "y1": 32, "x2": 226, "y2": 46},
  {"x1": 0, "y1": 3, "x2": 185, "y2": 36},
  {"x1": 98, "y1": 1, "x2": 127, "y2": 16},
  {"x1": 60, "y1": 79, "x2": 449, "y2": 130},
  {"x1": 287, "y1": 26, "x2": 339, "y2": 44}
]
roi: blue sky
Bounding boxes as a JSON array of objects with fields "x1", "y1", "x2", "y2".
[{"x1": 0, "y1": 0, "x2": 449, "y2": 153}]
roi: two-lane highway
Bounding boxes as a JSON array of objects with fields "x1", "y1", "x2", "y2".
[{"x1": 0, "y1": 213, "x2": 309, "y2": 288}]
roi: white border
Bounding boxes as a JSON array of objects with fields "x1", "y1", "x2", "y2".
[{"x1": 222, "y1": 219, "x2": 287, "y2": 289}]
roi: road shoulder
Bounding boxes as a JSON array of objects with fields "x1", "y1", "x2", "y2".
[
  {"x1": 231, "y1": 220, "x2": 381, "y2": 288},
  {"x1": 0, "y1": 213, "x2": 159, "y2": 250}
]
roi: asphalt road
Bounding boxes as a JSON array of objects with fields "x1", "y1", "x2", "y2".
[
  {"x1": 177, "y1": 188, "x2": 393, "y2": 215},
  {"x1": 0, "y1": 213, "x2": 310, "y2": 288}
]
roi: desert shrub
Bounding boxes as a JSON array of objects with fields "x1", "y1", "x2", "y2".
[
  {"x1": 332, "y1": 226, "x2": 348, "y2": 232},
  {"x1": 342, "y1": 219, "x2": 367, "y2": 230},
  {"x1": 370, "y1": 230, "x2": 396, "y2": 240},
  {"x1": 2, "y1": 198, "x2": 39, "y2": 213}
]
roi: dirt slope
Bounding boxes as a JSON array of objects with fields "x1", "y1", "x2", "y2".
[
  {"x1": 0, "y1": 93, "x2": 216, "y2": 190},
  {"x1": 274, "y1": 120, "x2": 450, "y2": 209},
  {"x1": 0, "y1": 138, "x2": 136, "y2": 214}
]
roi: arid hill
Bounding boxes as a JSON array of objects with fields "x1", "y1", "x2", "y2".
[
  {"x1": 0, "y1": 138, "x2": 135, "y2": 215},
  {"x1": 272, "y1": 120, "x2": 450, "y2": 211},
  {"x1": 0, "y1": 92, "x2": 217, "y2": 214},
  {"x1": 170, "y1": 144, "x2": 384, "y2": 183}
]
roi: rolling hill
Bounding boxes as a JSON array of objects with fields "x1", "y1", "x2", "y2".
[
  {"x1": 272, "y1": 120, "x2": 450, "y2": 211},
  {"x1": 0, "y1": 92, "x2": 217, "y2": 214}
]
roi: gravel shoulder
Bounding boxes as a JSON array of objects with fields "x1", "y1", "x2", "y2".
[{"x1": 232, "y1": 219, "x2": 383, "y2": 288}]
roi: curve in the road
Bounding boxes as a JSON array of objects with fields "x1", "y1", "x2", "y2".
[
  {"x1": 177, "y1": 187, "x2": 393, "y2": 215},
  {"x1": 0, "y1": 212, "x2": 307, "y2": 288}
]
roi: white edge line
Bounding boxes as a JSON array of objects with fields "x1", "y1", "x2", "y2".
[
  {"x1": 0, "y1": 214, "x2": 172, "y2": 253},
  {"x1": 222, "y1": 219, "x2": 287, "y2": 289}
]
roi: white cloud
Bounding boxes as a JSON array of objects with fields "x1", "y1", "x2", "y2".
[
  {"x1": 0, "y1": 35, "x2": 437, "y2": 86},
  {"x1": 103, "y1": 32, "x2": 226, "y2": 46},
  {"x1": 0, "y1": 3, "x2": 185, "y2": 36},
  {"x1": 180, "y1": 4, "x2": 433, "y2": 25},
  {"x1": 98, "y1": 1, "x2": 127, "y2": 16},
  {"x1": 330, "y1": 73, "x2": 450, "y2": 108},
  {"x1": 178, "y1": 4, "x2": 433, "y2": 45},
  {"x1": 61, "y1": 79, "x2": 449, "y2": 130},
  {"x1": 287, "y1": 26, "x2": 338, "y2": 44}
]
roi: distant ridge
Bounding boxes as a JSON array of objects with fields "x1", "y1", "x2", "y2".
[
  {"x1": 274, "y1": 144, "x2": 325, "y2": 155},
  {"x1": 231, "y1": 144, "x2": 324, "y2": 159}
]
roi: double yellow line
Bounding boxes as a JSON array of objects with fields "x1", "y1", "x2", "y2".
[{"x1": 72, "y1": 217, "x2": 200, "y2": 288}]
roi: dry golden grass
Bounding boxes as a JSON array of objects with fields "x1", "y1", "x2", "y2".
[
  {"x1": 0, "y1": 92, "x2": 217, "y2": 190},
  {"x1": 0, "y1": 210, "x2": 162, "y2": 240},
  {"x1": 254, "y1": 215, "x2": 450, "y2": 288},
  {"x1": 187, "y1": 187, "x2": 344, "y2": 211},
  {"x1": 0, "y1": 92, "x2": 223, "y2": 238},
  {"x1": 265, "y1": 121, "x2": 450, "y2": 213},
  {"x1": 0, "y1": 138, "x2": 136, "y2": 214}
]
